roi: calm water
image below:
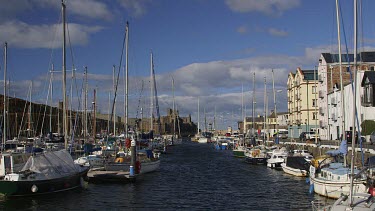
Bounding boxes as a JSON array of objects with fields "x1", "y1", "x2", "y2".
[{"x1": 0, "y1": 140, "x2": 333, "y2": 210}]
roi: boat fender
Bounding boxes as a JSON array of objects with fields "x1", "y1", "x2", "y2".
[
  {"x1": 31, "y1": 185, "x2": 38, "y2": 193},
  {"x1": 115, "y1": 157, "x2": 125, "y2": 163},
  {"x1": 135, "y1": 161, "x2": 141, "y2": 174},
  {"x1": 309, "y1": 184, "x2": 314, "y2": 194}
]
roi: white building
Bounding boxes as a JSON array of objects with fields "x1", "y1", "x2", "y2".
[{"x1": 318, "y1": 52, "x2": 375, "y2": 140}]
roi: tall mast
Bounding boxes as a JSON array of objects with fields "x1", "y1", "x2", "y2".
[
  {"x1": 108, "y1": 92, "x2": 110, "y2": 135},
  {"x1": 112, "y1": 65, "x2": 116, "y2": 136},
  {"x1": 50, "y1": 64, "x2": 54, "y2": 133},
  {"x1": 197, "y1": 97, "x2": 200, "y2": 134},
  {"x1": 349, "y1": 0, "x2": 357, "y2": 205},
  {"x1": 93, "y1": 88, "x2": 96, "y2": 139},
  {"x1": 252, "y1": 72, "x2": 255, "y2": 136},
  {"x1": 3, "y1": 42, "x2": 7, "y2": 149},
  {"x1": 125, "y1": 22, "x2": 129, "y2": 138},
  {"x1": 28, "y1": 82, "x2": 32, "y2": 138},
  {"x1": 336, "y1": 0, "x2": 346, "y2": 141},
  {"x1": 272, "y1": 69, "x2": 278, "y2": 142},
  {"x1": 264, "y1": 76, "x2": 267, "y2": 142},
  {"x1": 84, "y1": 66, "x2": 88, "y2": 140},
  {"x1": 150, "y1": 51, "x2": 154, "y2": 132},
  {"x1": 62, "y1": 0, "x2": 68, "y2": 149},
  {"x1": 172, "y1": 77, "x2": 175, "y2": 137},
  {"x1": 241, "y1": 83, "x2": 244, "y2": 125}
]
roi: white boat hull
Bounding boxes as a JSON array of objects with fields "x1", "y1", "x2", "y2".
[
  {"x1": 198, "y1": 137, "x2": 208, "y2": 143},
  {"x1": 105, "y1": 159, "x2": 160, "y2": 174},
  {"x1": 267, "y1": 158, "x2": 285, "y2": 168},
  {"x1": 281, "y1": 163, "x2": 308, "y2": 177},
  {"x1": 311, "y1": 177, "x2": 367, "y2": 199}
]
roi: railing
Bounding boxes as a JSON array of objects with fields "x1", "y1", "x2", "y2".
[{"x1": 311, "y1": 200, "x2": 330, "y2": 211}]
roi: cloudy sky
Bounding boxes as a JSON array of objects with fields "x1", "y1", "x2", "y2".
[{"x1": 1, "y1": 0, "x2": 375, "y2": 130}]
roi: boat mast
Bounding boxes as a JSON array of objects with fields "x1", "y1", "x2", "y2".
[
  {"x1": 3, "y1": 42, "x2": 7, "y2": 150},
  {"x1": 62, "y1": 0, "x2": 68, "y2": 149},
  {"x1": 252, "y1": 72, "x2": 255, "y2": 137},
  {"x1": 338, "y1": 0, "x2": 347, "y2": 166},
  {"x1": 125, "y1": 22, "x2": 129, "y2": 138},
  {"x1": 84, "y1": 66, "x2": 88, "y2": 141},
  {"x1": 272, "y1": 69, "x2": 278, "y2": 143},
  {"x1": 241, "y1": 83, "x2": 245, "y2": 140},
  {"x1": 28, "y1": 81, "x2": 32, "y2": 138},
  {"x1": 349, "y1": 0, "x2": 357, "y2": 205},
  {"x1": 150, "y1": 52, "x2": 154, "y2": 132},
  {"x1": 172, "y1": 77, "x2": 175, "y2": 138},
  {"x1": 263, "y1": 76, "x2": 267, "y2": 143},
  {"x1": 93, "y1": 88, "x2": 96, "y2": 139},
  {"x1": 112, "y1": 65, "x2": 116, "y2": 136},
  {"x1": 197, "y1": 97, "x2": 200, "y2": 134},
  {"x1": 336, "y1": 0, "x2": 346, "y2": 141},
  {"x1": 50, "y1": 64, "x2": 54, "y2": 133}
]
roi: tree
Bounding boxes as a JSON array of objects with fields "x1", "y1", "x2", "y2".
[{"x1": 360, "y1": 120, "x2": 375, "y2": 135}]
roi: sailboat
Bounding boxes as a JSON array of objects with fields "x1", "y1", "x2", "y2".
[
  {"x1": 312, "y1": 1, "x2": 375, "y2": 210},
  {"x1": 103, "y1": 48, "x2": 160, "y2": 175},
  {"x1": 0, "y1": 1, "x2": 89, "y2": 197}
]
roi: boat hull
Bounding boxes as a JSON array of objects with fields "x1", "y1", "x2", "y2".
[
  {"x1": 281, "y1": 163, "x2": 308, "y2": 177},
  {"x1": 0, "y1": 168, "x2": 89, "y2": 197},
  {"x1": 245, "y1": 157, "x2": 267, "y2": 165},
  {"x1": 232, "y1": 150, "x2": 245, "y2": 158},
  {"x1": 311, "y1": 177, "x2": 367, "y2": 199},
  {"x1": 105, "y1": 159, "x2": 160, "y2": 174},
  {"x1": 267, "y1": 161, "x2": 283, "y2": 168}
]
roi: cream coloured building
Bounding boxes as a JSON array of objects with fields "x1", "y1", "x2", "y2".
[{"x1": 287, "y1": 68, "x2": 319, "y2": 139}]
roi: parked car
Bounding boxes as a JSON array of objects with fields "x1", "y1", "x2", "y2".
[
  {"x1": 305, "y1": 131, "x2": 319, "y2": 141},
  {"x1": 277, "y1": 131, "x2": 288, "y2": 139}
]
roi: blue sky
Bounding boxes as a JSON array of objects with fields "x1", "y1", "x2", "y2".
[{"x1": 1, "y1": 0, "x2": 375, "y2": 130}]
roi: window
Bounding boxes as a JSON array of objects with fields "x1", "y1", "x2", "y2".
[
  {"x1": 362, "y1": 81, "x2": 373, "y2": 107},
  {"x1": 312, "y1": 99, "x2": 317, "y2": 107},
  {"x1": 312, "y1": 86, "x2": 317, "y2": 94},
  {"x1": 313, "y1": 112, "x2": 318, "y2": 120}
]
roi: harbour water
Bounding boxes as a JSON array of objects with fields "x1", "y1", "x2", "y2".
[{"x1": 0, "y1": 140, "x2": 333, "y2": 210}]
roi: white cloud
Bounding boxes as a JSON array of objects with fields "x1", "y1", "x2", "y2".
[
  {"x1": 117, "y1": 0, "x2": 151, "y2": 17},
  {"x1": 67, "y1": 0, "x2": 114, "y2": 21},
  {"x1": 268, "y1": 28, "x2": 288, "y2": 37},
  {"x1": 0, "y1": 21, "x2": 103, "y2": 49},
  {"x1": 225, "y1": 0, "x2": 300, "y2": 16},
  {"x1": 237, "y1": 25, "x2": 248, "y2": 34},
  {"x1": 0, "y1": 0, "x2": 113, "y2": 22},
  {"x1": 7, "y1": 44, "x2": 331, "y2": 128}
]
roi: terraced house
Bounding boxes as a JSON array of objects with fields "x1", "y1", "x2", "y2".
[
  {"x1": 317, "y1": 52, "x2": 375, "y2": 141},
  {"x1": 287, "y1": 68, "x2": 319, "y2": 139}
]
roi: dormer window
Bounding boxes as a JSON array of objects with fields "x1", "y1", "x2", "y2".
[{"x1": 361, "y1": 71, "x2": 375, "y2": 107}]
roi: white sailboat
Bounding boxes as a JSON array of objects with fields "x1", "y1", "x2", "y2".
[{"x1": 312, "y1": 1, "x2": 375, "y2": 210}]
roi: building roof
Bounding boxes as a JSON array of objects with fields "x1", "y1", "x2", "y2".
[
  {"x1": 322, "y1": 52, "x2": 375, "y2": 63},
  {"x1": 245, "y1": 116, "x2": 265, "y2": 122},
  {"x1": 361, "y1": 71, "x2": 375, "y2": 86}
]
